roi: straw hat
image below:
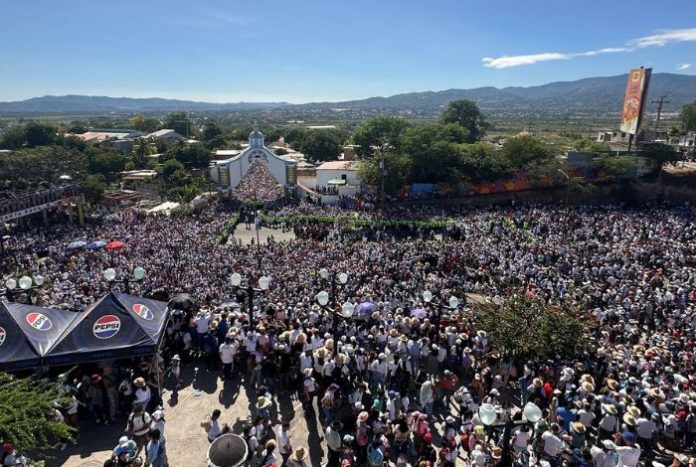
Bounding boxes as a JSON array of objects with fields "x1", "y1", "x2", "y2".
[
  {"x1": 257, "y1": 396, "x2": 272, "y2": 409},
  {"x1": 296, "y1": 332, "x2": 307, "y2": 344},
  {"x1": 491, "y1": 446, "x2": 502, "y2": 459},
  {"x1": 606, "y1": 379, "x2": 619, "y2": 391},
  {"x1": 571, "y1": 421, "x2": 586, "y2": 433},
  {"x1": 315, "y1": 348, "x2": 327, "y2": 359},
  {"x1": 623, "y1": 413, "x2": 637, "y2": 427},
  {"x1": 336, "y1": 353, "x2": 348, "y2": 365},
  {"x1": 477, "y1": 330, "x2": 487, "y2": 337},
  {"x1": 581, "y1": 381, "x2": 595, "y2": 392},
  {"x1": 602, "y1": 404, "x2": 618, "y2": 415},
  {"x1": 303, "y1": 368, "x2": 313, "y2": 377},
  {"x1": 626, "y1": 406, "x2": 641, "y2": 418},
  {"x1": 389, "y1": 328, "x2": 399, "y2": 337},
  {"x1": 133, "y1": 377, "x2": 146, "y2": 388},
  {"x1": 358, "y1": 411, "x2": 369, "y2": 422},
  {"x1": 324, "y1": 339, "x2": 335, "y2": 351},
  {"x1": 291, "y1": 447, "x2": 309, "y2": 461}
]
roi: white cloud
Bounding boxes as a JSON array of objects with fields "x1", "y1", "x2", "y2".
[
  {"x1": 580, "y1": 47, "x2": 633, "y2": 56},
  {"x1": 483, "y1": 27, "x2": 696, "y2": 69},
  {"x1": 631, "y1": 28, "x2": 696, "y2": 48},
  {"x1": 482, "y1": 53, "x2": 569, "y2": 69}
]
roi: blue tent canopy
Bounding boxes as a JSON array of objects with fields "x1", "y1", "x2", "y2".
[{"x1": 0, "y1": 293, "x2": 168, "y2": 370}]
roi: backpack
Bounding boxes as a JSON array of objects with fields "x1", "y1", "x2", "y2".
[{"x1": 200, "y1": 414, "x2": 212, "y2": 432}]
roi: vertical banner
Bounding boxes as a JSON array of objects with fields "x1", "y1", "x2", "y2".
[{"x1": 620, "y1": 67, "x2": 652, "y2": 135}]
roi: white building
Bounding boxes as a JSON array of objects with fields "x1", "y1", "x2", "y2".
[
  {"x1": 209, "y1": 127, "x2": 297, "y2": 191},
  {"x1": 315, "y1": 160, "x2": 359, "y2": 187},
  {"x1": 146, "y1": 129, "x2": 184, "y2": 142}
]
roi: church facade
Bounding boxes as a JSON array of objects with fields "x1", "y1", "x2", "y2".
[{"x1": 209, "y1": 127, "x2": 297, "y2": 191}]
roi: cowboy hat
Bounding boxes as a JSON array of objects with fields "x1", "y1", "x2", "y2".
[
  {"x1": 571, "y1": 421, "x2": 586, "y2": 433},
  {"x1": 626, "y1": 406, "x2": 641, "y2": 418},
  {"x1": 477, "y1": 330, "x2": 487, "y2": 337},
  {"x1": 623, "y1": 413, "x2": 636, "y2": 426},
  {"x1": 606, "y1": 379, "x2": 619, "y2": 391},
  {"x1": 602, "y1": 403, "x2": 618, "y2": 415},
  {"x1": 291, "y1": 447, "x2": 309, "y2": 461},
  {"x1": 581, "y1": 381, "x2": 595, "y2": 393},
  {"x1": 133, "y1": 377, "x2": 146, "y2": 388},
  {"x1": 389, "y1": 328, "x2": 399, "y2": 337},
  {"x1": 491, "y1": 446, "x2": 502, "y2": 459},
  {"x1": 257, "y1": 396, "x2": 272, "y2": 409},
  {"x1": 295, "y1": 333, "x2": 307, "y2": 344},
  {"x1": 336, "y1": 353, "x2": 348, "y2": 365}
]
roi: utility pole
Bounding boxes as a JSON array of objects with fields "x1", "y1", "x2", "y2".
[
  {"x1": 378, "y1": 141, "x2": 386, "y2": 210},
  {"x1": 651, "y1": 95, "x2": 670, "y2": 136}
]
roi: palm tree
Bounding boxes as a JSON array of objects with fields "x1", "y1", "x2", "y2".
[{"x1": 131, "y1": 137, "x2": 155, "y2": 169}]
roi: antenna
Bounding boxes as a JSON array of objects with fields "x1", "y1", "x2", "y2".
[{"x1": 651, "y1": 95, "x2": 670, "y2": 136}]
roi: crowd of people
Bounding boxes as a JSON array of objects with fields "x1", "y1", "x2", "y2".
[{"x1": 3, "y1": 198, "x2": 696, "y2": 466}]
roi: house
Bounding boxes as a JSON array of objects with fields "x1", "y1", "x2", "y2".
[
  {"x1": 146, "y1": 129, "x2": 184, "y2": 142},
  {"x1": 315, "y1": 160, "x2": 359, "y2": 187}
]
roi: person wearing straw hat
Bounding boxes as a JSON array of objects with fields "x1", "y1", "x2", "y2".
[
  {"x1": 598, "y1": 404, "x2": 619, "y2": 440},
  {"x1": 287, "y1": 446, "x2": 309, "y2": 467},
  {"x1": 133, "y1": 377, "x2": 151, "y2": 415}
]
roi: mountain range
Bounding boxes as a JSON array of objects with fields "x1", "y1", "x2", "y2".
[{"x1": 1, "y1": 72, "x2": 695, "y2": 116}]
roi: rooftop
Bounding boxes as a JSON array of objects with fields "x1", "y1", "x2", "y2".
[{"x1": 316, "y1": 160, "x2": 358, "y2": 171}]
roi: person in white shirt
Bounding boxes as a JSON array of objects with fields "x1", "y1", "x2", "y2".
[
  {"x1": 614, "y1": 432, "x2": 641, "y2": 467},
  {"x1": 541, "y1": 425, "x2": 564, "y2": 457},
  {"x1": 207, "y1": 409, "x2": 222, "y2": 442},
  {"x1": 276, "y1": 421, "x2": 292, "y2": 465},
  {"x1": 219, "y1": 337, "x2": 237, "y2": 381}
]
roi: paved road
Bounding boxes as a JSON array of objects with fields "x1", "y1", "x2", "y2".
[
  {"x1": 230, "y1": 225, "x2": 296, "y2": 246},
  {"x1": 59, "y1": 363, "x2": 323, "y2": 467}
]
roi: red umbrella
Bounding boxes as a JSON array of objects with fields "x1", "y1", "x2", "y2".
[{"x1": 105, "y1": 240, "x2": 125, "y2": 250}]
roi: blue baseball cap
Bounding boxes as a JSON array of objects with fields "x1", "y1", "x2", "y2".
[{"x1": 622, "y1": 431, "x2": 636, "y2": 442}]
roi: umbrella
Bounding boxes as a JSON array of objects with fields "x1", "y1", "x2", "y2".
[
  {"x1": 67, "y1": 241, "x2": 86, "y2": 250},
  {"x1": 207, "y1": 434, "x2": 248, "y2": 467},
  {"x1": 356, "y1": 301, "x2": 377, "y2": 315},
  {"x1": 86, "y1": 240, "x2": 107, "y2": 250},
  {"x1": 105, "y1": 241, "x2": 125, "y2": 250},
  {"x1": 168, "y1": 293, "x2": 195, "y2": 311},
  {"x1": 410, "y1": 307, "x2": 428, "y2": 319}
]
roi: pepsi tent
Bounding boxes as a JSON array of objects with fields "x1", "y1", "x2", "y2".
[
  {"x1": 0, "y1": 302, "x2": 78, "y2": 371},
  {"x1": 46, "y1": 293, "x2": 169, "y2": 366}
]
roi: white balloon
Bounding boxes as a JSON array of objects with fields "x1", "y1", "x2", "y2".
[
  {"x1": 479, "y1": 403, "x2": 498, "y2": 426},
  {"x1": 523, "y1": 402, "x2": 543, "y2": 423}
]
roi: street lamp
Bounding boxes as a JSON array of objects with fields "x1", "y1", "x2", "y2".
[
  {"x1": 3, "y1": 274, "x2": 46, "y2": 303},
  {"x1": 316, "y1": 269, "x2": 349, "y2": 330},
  {"x1": 478, "y1": 402, "x2": 541, "y2": 467},
  {"x1": 230, "y1": 273, "x2": 271, "y2": 328},
  {"x1": 103, "y1": 266, "x2": 146, "y2": 294},
  {"x1": 421, "y1": 290, "x2": 460, "y2": 324}
]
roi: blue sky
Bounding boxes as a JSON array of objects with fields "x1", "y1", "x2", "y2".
[{"x1": 1, "y1": 0, "x2": 695, "y2": 103}]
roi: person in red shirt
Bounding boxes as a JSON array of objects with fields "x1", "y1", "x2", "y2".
[{"x1": 440, "y1": 370, "x2": 460, "y2": 410}]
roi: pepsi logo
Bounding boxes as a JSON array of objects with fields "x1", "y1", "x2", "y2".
[
  {"x1": 26, "y1": 312, "x2": 52, "y2": 331},
  {"x1": 93, "y1": 315, "x2": 121, "y2": 339},
  {"x1": 0, "y1": 327, "x2": 5, "y2": 347},
  {"x1": 132, "y1": 303, "x2": 153, "y2": 321}
]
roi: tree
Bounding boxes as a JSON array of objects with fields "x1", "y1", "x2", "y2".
[
  {"x1": 0, "y1": 125, "x2": 27, "y2": 149},
  {"x1": 87, "y1": 149, "x2": 126, "y2": 176},
  {"x1": 440, "y1": 100, "x2": 489, "y2": 142},
  {"x1": 131, "y1": 114, "x2": 161, "y2": 133},
  {"x1": 158, "y1": 159, "x2": 186, "y2": 182},
  {"x1": 401, "y1": 124, "x2": 468, "y2": 183},
  {"x1": 203, "y1": 120, "x2": 223, "y2": 141},
  {"x1": 166, "y1": 142, "x2": 210, "y2": 168},
  {"x1": 476, "y1": 295, "x2": 587, "y2": 363},
  {"x1": 83, "y1": 174, "x2": 107, "y2": 204},
  {"x1": 351, "y1": 116, "x2": 410, "y2": 158},
  {"x1": 573, "y1": 137, "x2": 611, "y2": 154},
  {"x1": 0, "y1": 373, "x2": 74, "y2": 458},
  {"x1": 299, "y1": 130, "x2": 342, "y2": 163},
  {"x1": 0, "y1": 146, "x2": 88, "y2": 189},
  {"x1": 24, "y1": 122, "x2": 57, "y2": 147},
  {"x1": 66, "y1": 123, "x2": 89, "y2": 134},
  {"x1": 164, "y1": 112, "x2": 193, "y2": 137},
  {"x1": 680, "y1": 102, "x2": 696, "y2": 133},
  {"x1": 503, "y1": 135, "x2": 555, "y2": 168},
  {"x1": 457, "y1": 143, "x2": 512, "y2": 183},
  {"x1": 640, "y1": 142, "x2": 681, "y2": 168},
  {"x1": 595, "y1": 155, "x2": 638, "y2": 179},
  {"x1": 130, "y1": 137, "x2": 155, "y2": 170},
  {"x1": 357, "y1": 145, "x2": 412, "y2": 195}
]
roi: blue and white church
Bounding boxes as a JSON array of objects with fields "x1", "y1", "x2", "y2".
[{"x1": 209, "y1": 126, "x2": 297, "y2": 191}]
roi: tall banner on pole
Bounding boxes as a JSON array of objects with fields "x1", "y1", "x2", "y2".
[{"x1": 620, "y1": 67, "x2": 652, "y2": 135}]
